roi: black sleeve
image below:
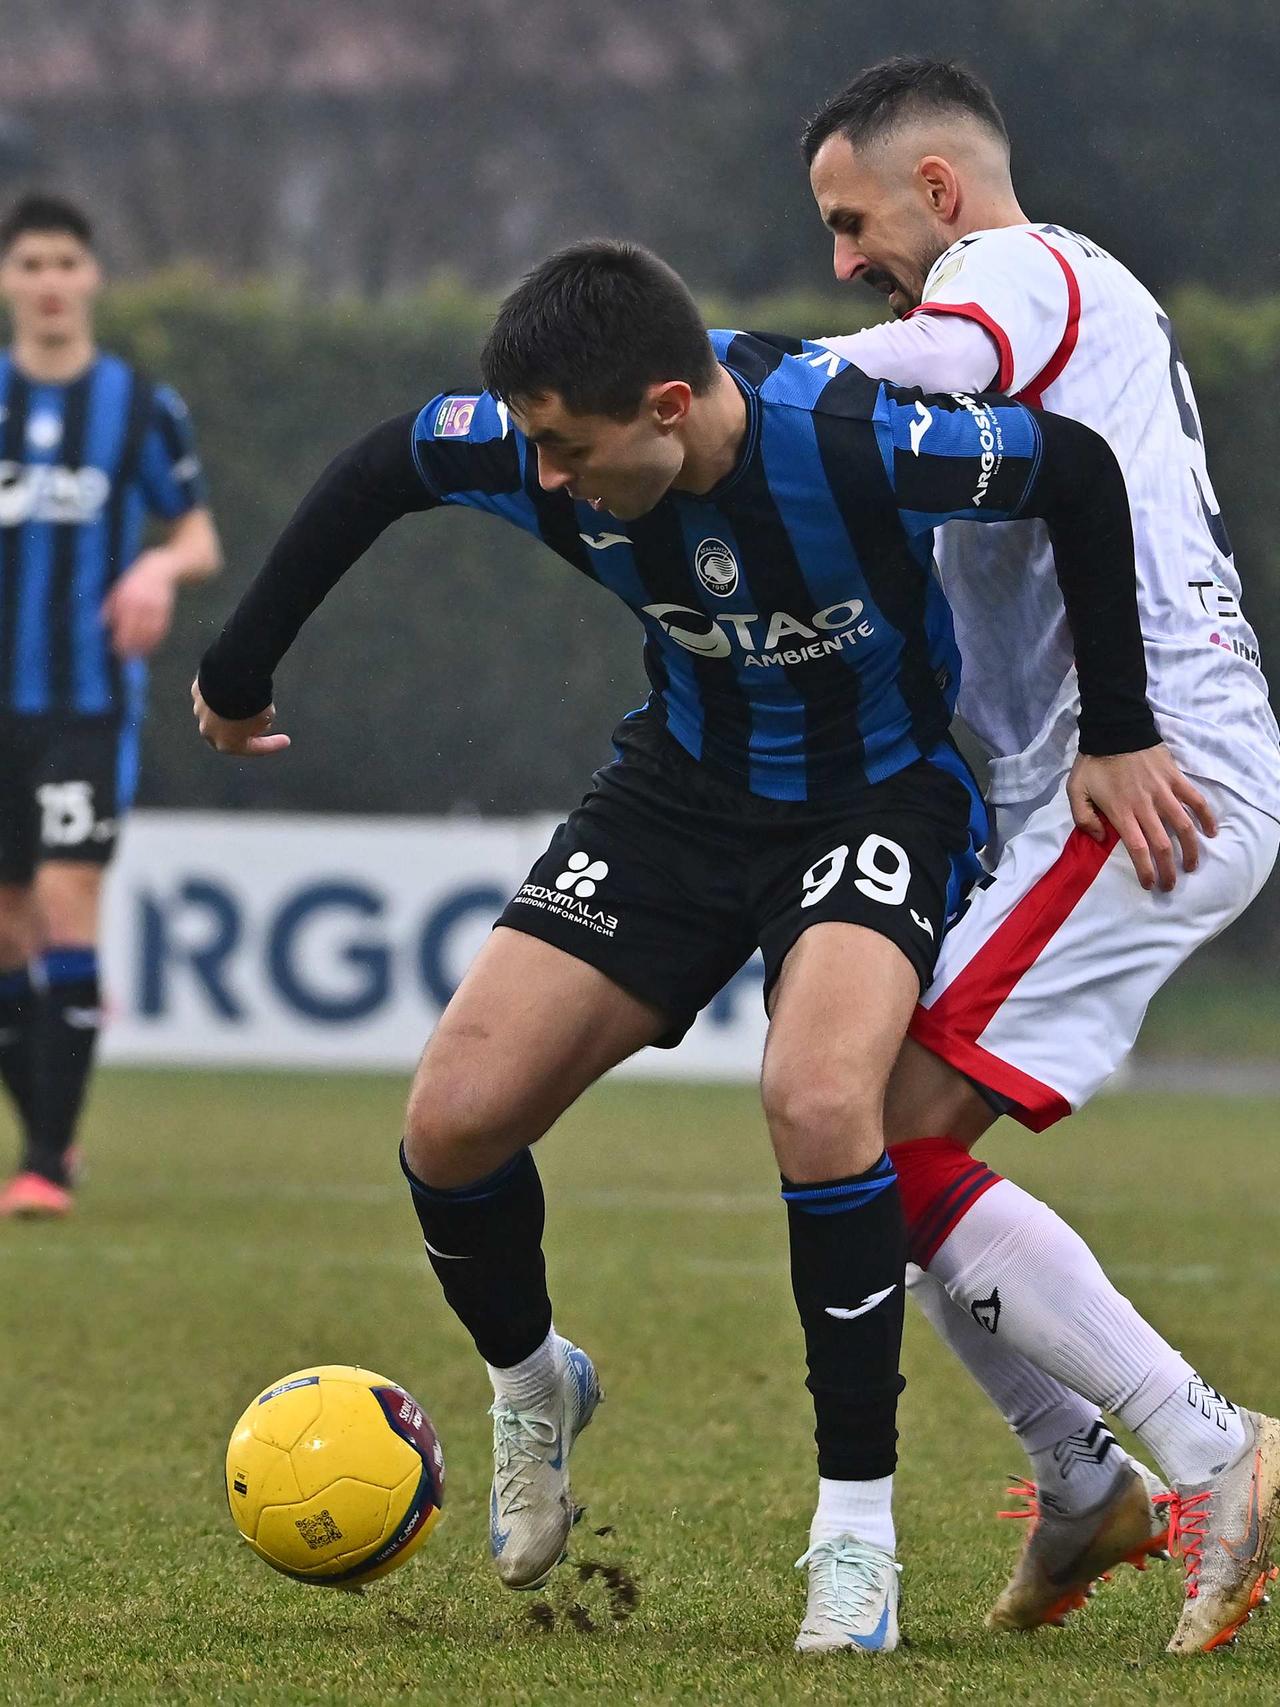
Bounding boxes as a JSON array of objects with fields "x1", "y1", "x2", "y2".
[
  {"x1": 1014, "y1": 409, "x2": 1160, "y2": 757},
  {"x1": 198, "y1": 412, "x2": 437, "y2": 720}
]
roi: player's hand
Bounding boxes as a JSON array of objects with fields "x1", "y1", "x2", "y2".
[
  {"x1": 1067, "y1": 744, "x2": 1216, "y2": 893},
  {"x1": 191, "y1": 678, "x2": 291, "y2": 756},
  {"x1": 102, "y1": 550, "x2": 179, "y2": 657}
]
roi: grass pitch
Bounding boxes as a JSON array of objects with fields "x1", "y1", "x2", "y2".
[{"x1": 1, "y1": 1070, "x2": 1278, "y2": 1705}]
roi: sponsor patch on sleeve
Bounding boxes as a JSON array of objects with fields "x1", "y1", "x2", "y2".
[{"x1": 433, "y1": 395, "x2": 480, "y2": 438}]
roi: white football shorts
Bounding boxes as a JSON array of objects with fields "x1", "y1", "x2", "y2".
[{"x1": 909, "y1": 773, "x2": 1279, "y2": 1129}]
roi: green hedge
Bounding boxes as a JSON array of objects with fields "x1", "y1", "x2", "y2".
[{"x1": 91, "y1": 275, "x2": 1280, "y2": 840}]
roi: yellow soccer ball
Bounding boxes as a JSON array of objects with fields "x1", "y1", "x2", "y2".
[{"x1": 225, "y1": 1364, "x2": 444, "y2": 1586}]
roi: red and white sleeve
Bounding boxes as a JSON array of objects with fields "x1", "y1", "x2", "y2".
[{"x1": 908, "y1": 229, "x2": 1075, "y2": 398}]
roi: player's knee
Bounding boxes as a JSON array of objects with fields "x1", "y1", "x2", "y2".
[
  {"x1": 761, "y1": 1064, "x2": 884, "y2": 1179},
  {"x1": 404, "y1": 1074, "x2": 483, "y2": 1176},
  {"x1": 402, "y1": 1060, "x2": 527, "y2": 1186}
]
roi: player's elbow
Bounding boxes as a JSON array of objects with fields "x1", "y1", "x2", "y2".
[{"x1": 1034, "y1": 409, "x2": 1125, "y2": 503}]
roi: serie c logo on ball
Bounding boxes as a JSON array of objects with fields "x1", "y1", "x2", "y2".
[{"x1": 695, "y1": 537, "x2": 739, "y2": 597}]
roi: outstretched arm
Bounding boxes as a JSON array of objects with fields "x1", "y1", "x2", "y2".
[{"x1": 194, "y1": 411, "x2": 434, "y2": 753}]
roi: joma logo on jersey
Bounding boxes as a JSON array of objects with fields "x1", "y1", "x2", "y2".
[
  {"x1": 642, "y1": 600, "x2": 874, "y2": 667},
  {"x1": 949, "y1": 394, "x2": 1004, "y2": 505},
  {"x1": 0, "y1": 462, "x2": 111, "y2": 527}
]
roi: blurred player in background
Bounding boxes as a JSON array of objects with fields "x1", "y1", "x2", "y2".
[
  {"x1": 0, "y1": 195, "x2": 221, "y2": 1218},
  {"x1": 193, "y1": 239, "x2": 1195, "y2": 1654},
  {"x1": 802, "y1": 57, "x2": 1280, "y2": 1654}
]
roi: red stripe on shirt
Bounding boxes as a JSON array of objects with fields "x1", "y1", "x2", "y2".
[
  {"x1": 1015, "y1": 236, "x2": 1082, "y2": 407},
  {"x1": 907, "y1": 300, "x2": 1015, "y2": 391}
]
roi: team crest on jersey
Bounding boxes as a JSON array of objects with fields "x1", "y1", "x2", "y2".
[
  {"x1": 694, "y1": 537, "x2": 739, "y2": 597},
  {"x1": 433, "y1": 396, "x2": 479, "y2": 439},
  {"x1": 922, "y1": 252, "x2": 967, "y2": 302}
]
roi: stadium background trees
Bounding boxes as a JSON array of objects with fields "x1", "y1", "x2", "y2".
[
  {"x1": 0, "y1": 0, "x2": 1271, "y2": 299},
  {"x1": 1, "y1": 0, "x2": 1275, "y2": 961}
]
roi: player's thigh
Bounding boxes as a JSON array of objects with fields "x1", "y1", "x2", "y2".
[
  {"x1": 407, "y1": 763, "x2": 751, "y2": 1185},
  {"x1": 883, "y1": 1037, "x2": 996, "y2": 1151},
  {"x1": 33, "y1": 861, "x2": 105, "y2": 945},
  {"x1": 758, "y1": 774, "x2": 975, "y2": 1180},
  {"x1": 406, "y1": 926, "x2": 666, "y2": 1187},
  {"x1": 910, "y1": 776, "x2": 1279, "y2": 1131},
  {"x1": 0, "y1": 884, "x2": 40, "y2": 967},
  {"x1": 762, "y1": 922, "x2": 921, "y2": 1181}
]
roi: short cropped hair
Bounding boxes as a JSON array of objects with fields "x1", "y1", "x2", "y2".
[
  {"x1": 481, "y1": 240, "x2": 719, "y2": 420},
  {"x1": 801, "y1": 56, "x2": 1008, "y2": 164},
  {"x1": 0, "y1": 193, "x2": 94, "y2": 255}
]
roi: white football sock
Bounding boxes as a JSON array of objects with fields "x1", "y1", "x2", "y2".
[
  {"x1": 487, "y1": 1327, "x2": 565, "y2": 1412},
  {"x1": 1131, "y1": 1377, "x2": 1247, "y2": 1485},
  {"x1": 928, "y1": 1180, "x2": 1247, "y2": 1487},
  {"x1": 909, "y1": 1266, "x2": 1124, "y2": 1512},
  {"x1": 1027, "y1": 1423, "x2": 1127, "y2": 1513},
  {"x1": 810, "y1": 1474, "x2": 895, "y2": 1555}
]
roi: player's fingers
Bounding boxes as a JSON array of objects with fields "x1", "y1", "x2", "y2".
[
  {"x1": 1116, "y1": 816, "x2": 1156, "y2": 891},
  {"x1": 1161, "y1": 795, "x2": 1201, "y2": 874},
  {"x1": 1067, "y1": 778, "x2": 1107, "y2": 842},
  {"x1": 244, "y1": 733, "x2": 290, "y2": 755},
  {"x1": 1135, "y1": 804, "x2": 1176, "y2": 892},
  {"x1": 1172, "y1": 774, "x2": 1217, "y2": 839}
]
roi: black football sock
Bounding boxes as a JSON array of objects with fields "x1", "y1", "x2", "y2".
[
  {"x1": 783, "y1": 1153, "x2": 908, "y2": 1481},
  {"x1": 400, "y1": 1142, "x2": 553, "y2": 1368},
  {"x1": 25, "y1": 947, "x2": 102, "y2": 1187},
  {"x1": 0, "y1": 966, "x2": 37, "y2": 1143}
]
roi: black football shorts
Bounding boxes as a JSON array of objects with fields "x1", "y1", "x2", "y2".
[
  {"x1": 0, "y1": 714, "x2": 131, "y2": 883},
  {"x1": 496, "y1": 714, "x2": 984, "y2": 1046}
]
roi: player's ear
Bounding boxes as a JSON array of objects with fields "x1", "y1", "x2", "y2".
[
  {"x1": 648, "y1": 381, "x2": 693, "y2": 432},
  {"x1": 917, "y1": 155, "x2": 960, "y2": 221}
]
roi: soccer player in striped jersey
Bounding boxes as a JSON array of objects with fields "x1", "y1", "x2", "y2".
[
  {"x1": 803, "y1": 57, "x2": 1280, "y2": 1654},
  {"x1": 193, "y1": 240, "x2": 1195, "y2": 1652},
  {"x1": 0, "y1": 196, "x2": 221, "y2": 1218}
]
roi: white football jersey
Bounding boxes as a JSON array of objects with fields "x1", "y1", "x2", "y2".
[{"x1": 829, "y1": 224, "x2": 1280, "y2": 818}]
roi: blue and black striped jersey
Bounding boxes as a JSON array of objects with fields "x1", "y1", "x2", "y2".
[
  {"x1": 408, "y1": 331, "x2": 1043, "y2": 802},
  {"x1": 200, "y1": 330, "x2": 1155, "y2": 802},
  {"x1": 0, "y1": 351, "x2": 206, "y2": 718}
]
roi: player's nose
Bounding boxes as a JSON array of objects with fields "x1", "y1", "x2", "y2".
[
  {"x1": 535, "y1": 452, "x2": 574, "y2": 494},
  {"x1": 832, "y1": 236, "x2": 869, "y2": 284}
]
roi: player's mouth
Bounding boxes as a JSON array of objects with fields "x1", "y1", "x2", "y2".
[{"x1": 38, "y1": 295, "x2": 67, "y2": 315}]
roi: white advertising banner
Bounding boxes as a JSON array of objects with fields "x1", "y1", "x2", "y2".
[{"x1": 99, "y1": 812, "x2": 768, "y2": 1078}]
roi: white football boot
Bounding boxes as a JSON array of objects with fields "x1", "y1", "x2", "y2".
[
  {"x1": 1167, "y1": 1408, "x2": 1280, "y2": 1654},
  {"x1": 795, "y1": 1535, "x2": 901, "y2": 1654},
  {"x1": 488, "y1": 1339, "x2": 602, "y2": 1590}
]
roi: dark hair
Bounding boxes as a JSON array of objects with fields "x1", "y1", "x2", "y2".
[
  {"x1": 0, "y1": 193, "x2": 94, "y2": 254},
  {"x1": 801, "y1": 56, "x2": 1008, "y2": 164},
  {"x1": 481, "y1": 239, "x2": 718, "y2": 419}
]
